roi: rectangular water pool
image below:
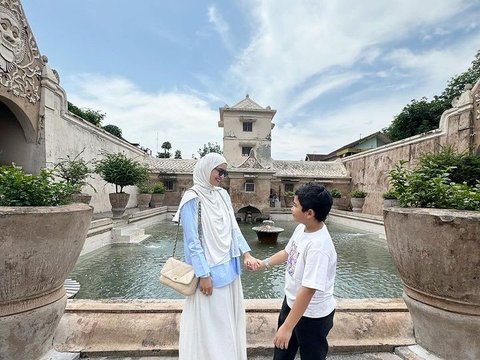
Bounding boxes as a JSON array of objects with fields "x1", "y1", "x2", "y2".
[{"x1": 69, "y1": 220, "x2": 403, "y2": 299}]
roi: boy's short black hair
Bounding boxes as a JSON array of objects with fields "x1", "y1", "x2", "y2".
[{"x1": 295, "y1": 183, "x2": 333, "y2": 222}]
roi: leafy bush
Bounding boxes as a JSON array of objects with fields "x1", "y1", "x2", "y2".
[
  {"x1": 103, "y1": 124, "x2": 122, "y2": 138},
  {"x1": 350, "y1": 190, "x2": 367, "y2": 198},
  {"x1": 330, "y1": 188, "x2": 341, "y2": 198},
  {"x1": 382, "y1": 189, "x2": 397, "y2": 200},
  {"x1": 137, "y1": 182, "x2": 154, "y2": 194},
  {"x1": 68, "y1": 102, "x2": 105, "y2": 127},
  {"x1": 389, "y1": 147, "x2": 480, "y2": 210},
  {"x1": 0, "y1": 165, "x2": 76, "y2": 206},
  {"x1": 54, "y1": 150, "x2": 95, "y2": 193},
  {"x1": 95, "y1": 152, "x2": 149, "y2": 193},
  {"x1": 152, "y1": 182, "x2": 165, "y2": 194}
]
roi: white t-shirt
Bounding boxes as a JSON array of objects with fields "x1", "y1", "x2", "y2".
[{"x1": 284, "y1": 223, "x2": 337, "y2": 318}]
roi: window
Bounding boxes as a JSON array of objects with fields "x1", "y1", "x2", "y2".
[
  {"x1": 243, "y1": 122, "x2": 253, "y2": 132},
  {"x1": 285, "y1": 183, "x2": 294, "y2": 193},
  {"x1": 164, "y1": 180, "x2": 174, "y2": 191},
  {"x1": 245, "y1": 181, "x2": 255, "y2": 192},
  {"x1": 242, "y1": 146, "x2": 252, "y2": 156}
]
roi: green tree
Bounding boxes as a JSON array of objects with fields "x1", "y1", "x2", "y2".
[
  {"x1": 198, "y1": 142, "x2": 222, "y2": 157},
  {"x1": 95, "y1": 152, "x2": 149, "y2": 193},
  {"x1": 67, "y1": 102, "x2": 105, "y2": 127},
  {"x1": 103, "y1": 124, "x2": 122, "y2": 138},
  {"x1": 174, "y1": 149, "x2": 182, "y2": 159},
  {"x1": 440, "y1": 50, "x2": 480, "y2": 104},
  {"x1": 383, "y1": 97, "x2": 450, "y2": 141},
  {"x1": 384, "y1": 49, "x2": 480, "y2": 142},
  {"x1": 156, "y1": 141, "x2": 172, "y2": 158}
]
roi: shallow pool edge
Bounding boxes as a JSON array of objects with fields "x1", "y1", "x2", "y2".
[{"x1": 54, "y1": 298, "x2": 414, "y2": 356}]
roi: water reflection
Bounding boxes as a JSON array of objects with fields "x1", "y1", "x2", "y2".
[{"x1": 70, "y1": 220, "x2": 403, "y2": 299}]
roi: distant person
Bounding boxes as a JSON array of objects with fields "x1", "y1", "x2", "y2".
[
  {"x1": 253, "y1": 183, "x2": 336, "y2": 360},
  {"x1": 173, "y1": 153, "x2": 259, "y2": 360}
]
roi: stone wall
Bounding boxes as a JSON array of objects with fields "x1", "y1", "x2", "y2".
[
  {"x1": 342, "y1": 82, "x2": 479, "y2": 216},
  {"x1": 41, "y1": 65, "x2": 149, "y2": 213}
]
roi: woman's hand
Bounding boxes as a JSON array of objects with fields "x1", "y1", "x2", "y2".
[
  {"x1": 243, "y1": 252, "x2": 260, "y2": 271},
  {"x1": 199, "y1": 277, "x2": 213, "y2": 296}
]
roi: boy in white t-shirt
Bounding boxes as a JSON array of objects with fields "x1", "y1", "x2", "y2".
[{"x1": 255, "y1": 183, "x2": 337, "y2": 360}]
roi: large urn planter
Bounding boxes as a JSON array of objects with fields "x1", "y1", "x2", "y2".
[
  {"x1": 331, "y1": 197, "x2": 341, "y2": 210},
  {"x1": 109, "y1": 192, "x2": 130, "y2": 219},
  {"x1": 383, "y1": 199, "x2": 399, "y2": 208},
  {"x1": 350, "y1": 197, "x2": 365, "y2": 212},
  {"x1": 137, "y1": 193, "x2": 152, "y2": 211},
  {"x1": 71, "y1": 192, "x2": 92, "y2": 205},
  {"x1": 0, "y1": 204, "x2": 92, "y2": 360},
  {"x1": 150, "y1": 193, "x2": 165, "y2": 208},
  {"x1": 383, "y1": 207, "x2": 480, "y2": 360}
]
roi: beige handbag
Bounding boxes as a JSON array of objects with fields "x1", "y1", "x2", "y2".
[{"x1": 159, "y1": 192, "x2": 202, "y2": 296}]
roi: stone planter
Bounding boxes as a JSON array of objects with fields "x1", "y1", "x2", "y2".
[
  {"x1": 350, "y1": 197, "x2": 365, "y2": 212},
  {"x1": 137, "y1": 193, "x2": 152, "y2": 211},
  {"x1": 150, "y1": 193, "x2": 165, "y2": 208},
  {"x1": 71, "y1": 192, "x2": 92, "y2": 205},
  {"x1": 283, "y1": 196, "x2": 294, "y2": 208},
  {"x1": 332, "y1": 197, "x2": 341, "y2": 210},
  {"x1": 109, "y1": 192, "x2": 130, "y2": 219},
  {"x1": 383, "y1": 207, "x2": 480, "y2": 360},
  {"x1": 383, "y1": 199, "x2": 399, "y2": 208},
  {"x1": 0, "y1": 204, "x2": 92, "y2": 360}
]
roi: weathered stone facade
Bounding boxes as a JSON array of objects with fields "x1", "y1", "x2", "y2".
[
  {"x1": 146, "y1": 95, "x2": 351, "y2": 219},
  {"x1": 342, "y1": 82, "x2": 480, "y2": 215}
]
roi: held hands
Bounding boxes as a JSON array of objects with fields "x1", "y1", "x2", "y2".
[{"x1": 243, "y1": 252, "x2": 263, "y2": 271}]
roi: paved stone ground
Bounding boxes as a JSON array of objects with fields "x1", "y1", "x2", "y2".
[
  {"x1": 84, "y1": 352, "x2": 403, "y2": 360},
  {"x1": 82, "y1": 345, "x2": 443, "y2": 360}
]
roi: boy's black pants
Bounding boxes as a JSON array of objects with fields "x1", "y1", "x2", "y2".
[{"x1": 273, "y1": 297, "x2": 335, "y2": 360}]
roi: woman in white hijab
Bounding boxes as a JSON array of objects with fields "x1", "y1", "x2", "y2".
[{"x1": 173, "y1": 153, "x2": 257, "y2": 360}]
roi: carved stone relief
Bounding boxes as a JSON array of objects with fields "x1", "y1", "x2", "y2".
[
  {"x1": 474, "y1": 87, "x2": 480, "y2": 122},
  {"x1": 238, "y1": 151, "x2": 264, "y2": 169},
  {"x1": 0, "y1": 0, "x2": 42, "y2": 104}
]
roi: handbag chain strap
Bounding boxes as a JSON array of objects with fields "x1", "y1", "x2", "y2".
[{"x1": 172, "y1": 189, "x2": 202, "y2": 258}]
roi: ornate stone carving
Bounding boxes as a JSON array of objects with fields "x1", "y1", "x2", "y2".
[
  {"x1": 238, "y1": 151, "x2": 265, "y2": 169},
  {"x1": 0, "y1": 0, "x2": 42, "y2": 104},
  {"x1": 474, "y1": 86, "x2": 480, "y2": 122}
]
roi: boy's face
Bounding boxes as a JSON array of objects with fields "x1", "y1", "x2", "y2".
[{"x1": 291, "y1": 195, "x2": 308, "y2": 224}]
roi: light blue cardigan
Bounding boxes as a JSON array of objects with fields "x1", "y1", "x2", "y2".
[{"x1": 180, "y1": 198, "x2": 251, "y2": 288}]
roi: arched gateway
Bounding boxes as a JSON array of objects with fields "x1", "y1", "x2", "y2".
[{"x1": 0, "y1": 1, "x2": 46, "y2": 173}]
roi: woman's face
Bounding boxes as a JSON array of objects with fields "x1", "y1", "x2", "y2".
[{"x1": 209, "y1": 163, "x2": 227, "y2": 186}]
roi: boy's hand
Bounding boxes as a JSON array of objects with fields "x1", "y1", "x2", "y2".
[{"x1": 274, "y1": 324, "x2": 292, "y2": 349}]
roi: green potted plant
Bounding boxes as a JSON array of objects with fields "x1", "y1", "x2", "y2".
[
  {"x1": 350, "y1": 189, "x2": 367, "y2": 212},
  {"x1": 95, "y1": 152, "x2": 149, "y2": 218},
  {"x1": 137, "y1": 182, "x2": 154, "y2": 211},
  {"x1": 382, "y1": 189, "x2": 399, "y2": 208},
  {"x1": 283, "y1": 190, "x2": 295, "y2": 207},
  {"x1": 330, "y1": 188, "x2": 342, "y2": 210},
  {"x1": 150, "y1": 182, "x2": 166, "y2": 208},
  {"x1": 54, "y1": 150, "x2": 95, "y2": 204},
  {"x1": 0, "y1": 165, "x2": 92, "y2": 360},
  {"x1": 384, "y1": 147, "x2": 480, "y2": 359}
]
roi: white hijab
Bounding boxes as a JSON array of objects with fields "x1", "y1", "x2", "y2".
[{"x1": 173, "y1": 153, "x2": 240, "y2": 265}]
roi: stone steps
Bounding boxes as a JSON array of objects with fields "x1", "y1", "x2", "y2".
[{"x1": 111, "y1": 225, "x2": 151, "y2": 244}]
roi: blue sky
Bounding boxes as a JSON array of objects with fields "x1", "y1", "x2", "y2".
[{"x1": 22, "y1": 0, "x2": 480, "y2": 160}]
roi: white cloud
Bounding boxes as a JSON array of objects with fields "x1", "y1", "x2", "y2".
[
  {"x1": 65, "y1": 74, "x2": 222, "y2": 159},
  {"x1": 221, "y1": 0, "x2": 479, "y2": 159},
  {"x1": 208, "y1": 5, "x2": 234, "y2": 52}
]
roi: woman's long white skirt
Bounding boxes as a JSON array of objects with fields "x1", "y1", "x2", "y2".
[{"x1": 179, "y1": 276, "x2": 247, "y2": 360}]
